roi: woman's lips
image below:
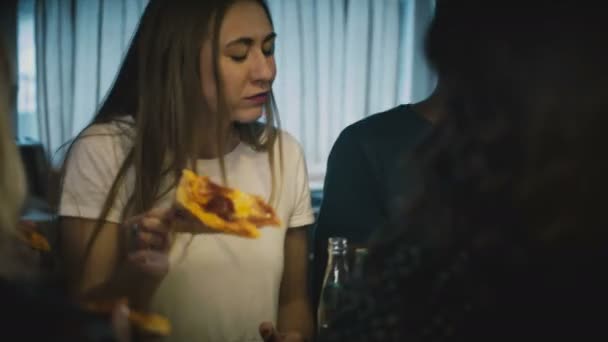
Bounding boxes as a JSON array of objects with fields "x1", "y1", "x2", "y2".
[{"x1": 245, "y1": 92, "x2": 269, "y2": 105}]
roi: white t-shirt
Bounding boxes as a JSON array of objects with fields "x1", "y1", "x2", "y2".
[{"x1": 60, "y1": 120, "x2": 315, "y2": 341}]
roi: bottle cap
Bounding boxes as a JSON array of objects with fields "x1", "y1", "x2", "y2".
[{"x1": 327, "y1": 237, "x2": 348, "y2": 254}]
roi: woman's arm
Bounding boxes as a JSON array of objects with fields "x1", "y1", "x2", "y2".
[
  {"x1": 60, "y1": 218, "x2": 125, "y2": 296},
  {"x1": 60, "y1": 209, "x2": 172, "y2": 310},
  {"x1": 277, "y1": 225, "x2": 314, "y2": 340}
]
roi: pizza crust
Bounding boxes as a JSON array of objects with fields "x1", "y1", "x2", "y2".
[{"x1": 81, "y1": 298, "x2": 171, "y2": 337}]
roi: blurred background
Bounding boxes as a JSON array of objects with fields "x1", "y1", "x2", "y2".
[{"x1": 3, "y1": 0, "x2": 436, "y2": 204}]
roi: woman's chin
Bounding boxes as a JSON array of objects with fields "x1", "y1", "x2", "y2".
[{"x1": 232, "y1": 108, "x2": 264, "y2": 124}]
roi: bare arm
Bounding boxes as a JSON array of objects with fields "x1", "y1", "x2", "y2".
[
  {"x1": 60, "y1": 212, "x2": 170, "y2": 309},
  {"x1": 277, "y1": 225, "x2": 314, "y2": 340},
  {"x1": 60, "y1": 217, "x2": 124, "y2": 296}
]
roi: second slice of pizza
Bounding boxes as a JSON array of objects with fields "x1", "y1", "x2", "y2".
[{"x1": 174, "y1": 169, "x2": 281, "y2": 238}]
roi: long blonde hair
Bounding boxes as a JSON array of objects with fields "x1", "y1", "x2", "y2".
[
  {"x1": 59, "y1": 1, "x2": 283, "y2": 259},
  {"x1": 0, "y1": 34, "x2": 30, "y2": 278}
]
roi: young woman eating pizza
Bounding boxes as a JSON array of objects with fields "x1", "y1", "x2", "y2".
[{"x1": 57, "y1": 1, "x2": 315, "y2": 340}]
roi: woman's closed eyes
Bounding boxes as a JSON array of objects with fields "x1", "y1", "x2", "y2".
[{"x1": 229, "y1": 44, "x2": 275, "y2": 63}]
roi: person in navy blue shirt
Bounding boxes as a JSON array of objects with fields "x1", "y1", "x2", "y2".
[
  {"x1": 312, "y1": 25, "x2": 447, "y2": 316},
  {"x1": 323, "y1": 0, "x2": 608, "y2": 340}
]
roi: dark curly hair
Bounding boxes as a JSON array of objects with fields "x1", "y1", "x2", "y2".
[{"x1": 368, "y1": 0, "x2": 608, "y2": 339}]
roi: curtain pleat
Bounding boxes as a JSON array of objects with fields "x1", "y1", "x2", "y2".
[
  {"x1": 32, "y1": 0, "x2": 434, "y2": 180},
  {"x1": 268, "y1": 0, "x2": 436, "y2": 184},
  {"x1": 34, "y1": 0, "x2": 148, "y2": 163}
]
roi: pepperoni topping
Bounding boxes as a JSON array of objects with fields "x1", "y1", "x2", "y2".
[{"x1": 203, "y1": 195, "x2": 235, "y2": 221}]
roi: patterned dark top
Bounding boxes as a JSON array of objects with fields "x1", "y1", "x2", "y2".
[
  {"x1": 322, "y1": 231, "x2": 608, "y2": 341},
  {"x1": 0, "y1": 278, "x2": 117, "y2": 341},
  {"x1": 313, "y1": 104, "x2": 432, "y2": 311}
]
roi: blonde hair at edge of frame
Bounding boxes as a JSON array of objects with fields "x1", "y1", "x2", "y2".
[{"x1": 0, "y1": 35, "x2": 30, "y2": 279}]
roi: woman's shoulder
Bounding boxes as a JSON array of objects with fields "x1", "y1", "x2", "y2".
[
  {"x1": 69, "y1": 119, "x2": 135, "y2": 155},
  {"x1": 276, "y1": 129, "x2": 304, "y2": 156},
  {"x1": 64, "y1": 119, "x2": 135, "y2": 173},
  {"x1": 79, "y1": 117, "x2": 135, "y2": 140}
]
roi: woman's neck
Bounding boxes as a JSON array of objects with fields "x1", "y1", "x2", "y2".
[{"x1": 197, "y1": 126, "x2": 240, "y2": 159}]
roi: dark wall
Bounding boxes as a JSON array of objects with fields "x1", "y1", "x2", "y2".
[{"x1": 0, "y1": 0, "x2": 19, "y2": 135}]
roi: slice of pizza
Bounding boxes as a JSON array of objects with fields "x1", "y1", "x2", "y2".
[
  {"x1": 174, "y1": 169, "x2": 281, "y2": 238},
  {"x1": 18, "y1": 227, "x2": 51, "y2": 252},
  {"x1": 81, "y1": 298, "x2": 171, "y2": 337},
  {"x1": 128, "y1": 310, "x2": 172, "y2": 337}
]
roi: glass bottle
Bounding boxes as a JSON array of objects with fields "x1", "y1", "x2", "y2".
[
  {"x1": 317, "y1": 237, "x2": 349, "y2": 340},
  {"x1": 351, "y1": 247, "x2": 369, "y2": 282}
]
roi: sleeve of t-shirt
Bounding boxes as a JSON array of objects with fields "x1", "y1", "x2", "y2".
[
  {"x1": 59, "y1": 133, "x2": 127, "y2": 224},
  {"x1": 288, "y1": 141, "x2": 315, "y2": 228}
]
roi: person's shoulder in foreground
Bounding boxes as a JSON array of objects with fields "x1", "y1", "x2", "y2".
[
  {"x1": 316, "y1": 103, "x2": 433, "y2": 243},
  {"x1": 312, "y1": 103, "x2": 434, "y2": 314},
  {"x1": 338, "y1": 104, "x2": 430, "y2": 148}
]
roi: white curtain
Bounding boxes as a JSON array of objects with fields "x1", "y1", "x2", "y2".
[
  {"x1": 32, "y1": 0, "x2": 435, "y2": 181},
  {"x1": 267, "y1": 0, "x2": 436, "y2": 185},
  {"x1": 34, "y1": 0, "x2": 147, "y2": 163}
]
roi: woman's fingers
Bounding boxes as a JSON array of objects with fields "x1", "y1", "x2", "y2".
[
  {"x1": 124, "y1": 207, "x2": 221, "y2": 242},
  {"x1": 122, "y1": 207, "x2": 177, "y2": 251},
  {"x1": 259, "y1": 322, "x2": 305, "y2": 342},
  {"x1": 122, "y1": 207, "x2": 175, "y2": 231},
  {"x1": 140, "y1": 215, "x2": 166, "y2": 233},
  {"x1": 147, "y1": 207, "x2": 177, "y2": 225},
  {"x1": 111, "y1": 301, "x2": 131, "y2": 342},
  {"x1": 127, "y1": 249, "x2": 169, "y2": 277},
  {"x1": 136, "y1": 231, "x2": 167, "y2": 250}
]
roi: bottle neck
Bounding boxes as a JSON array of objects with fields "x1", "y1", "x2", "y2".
[
  {"x1": 324, "y1": 237, "x2": 349, "y2": 284},
  {"x1": 327, "y1": 251, "x2": 348, "y2": 264},
  {"x1": 325, "y1": 251, "x2": 349, "y2": 283}
]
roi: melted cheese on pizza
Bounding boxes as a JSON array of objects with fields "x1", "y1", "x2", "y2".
[{"x1": 175, "y1": 169, "x2": 281, "y2": 238}]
